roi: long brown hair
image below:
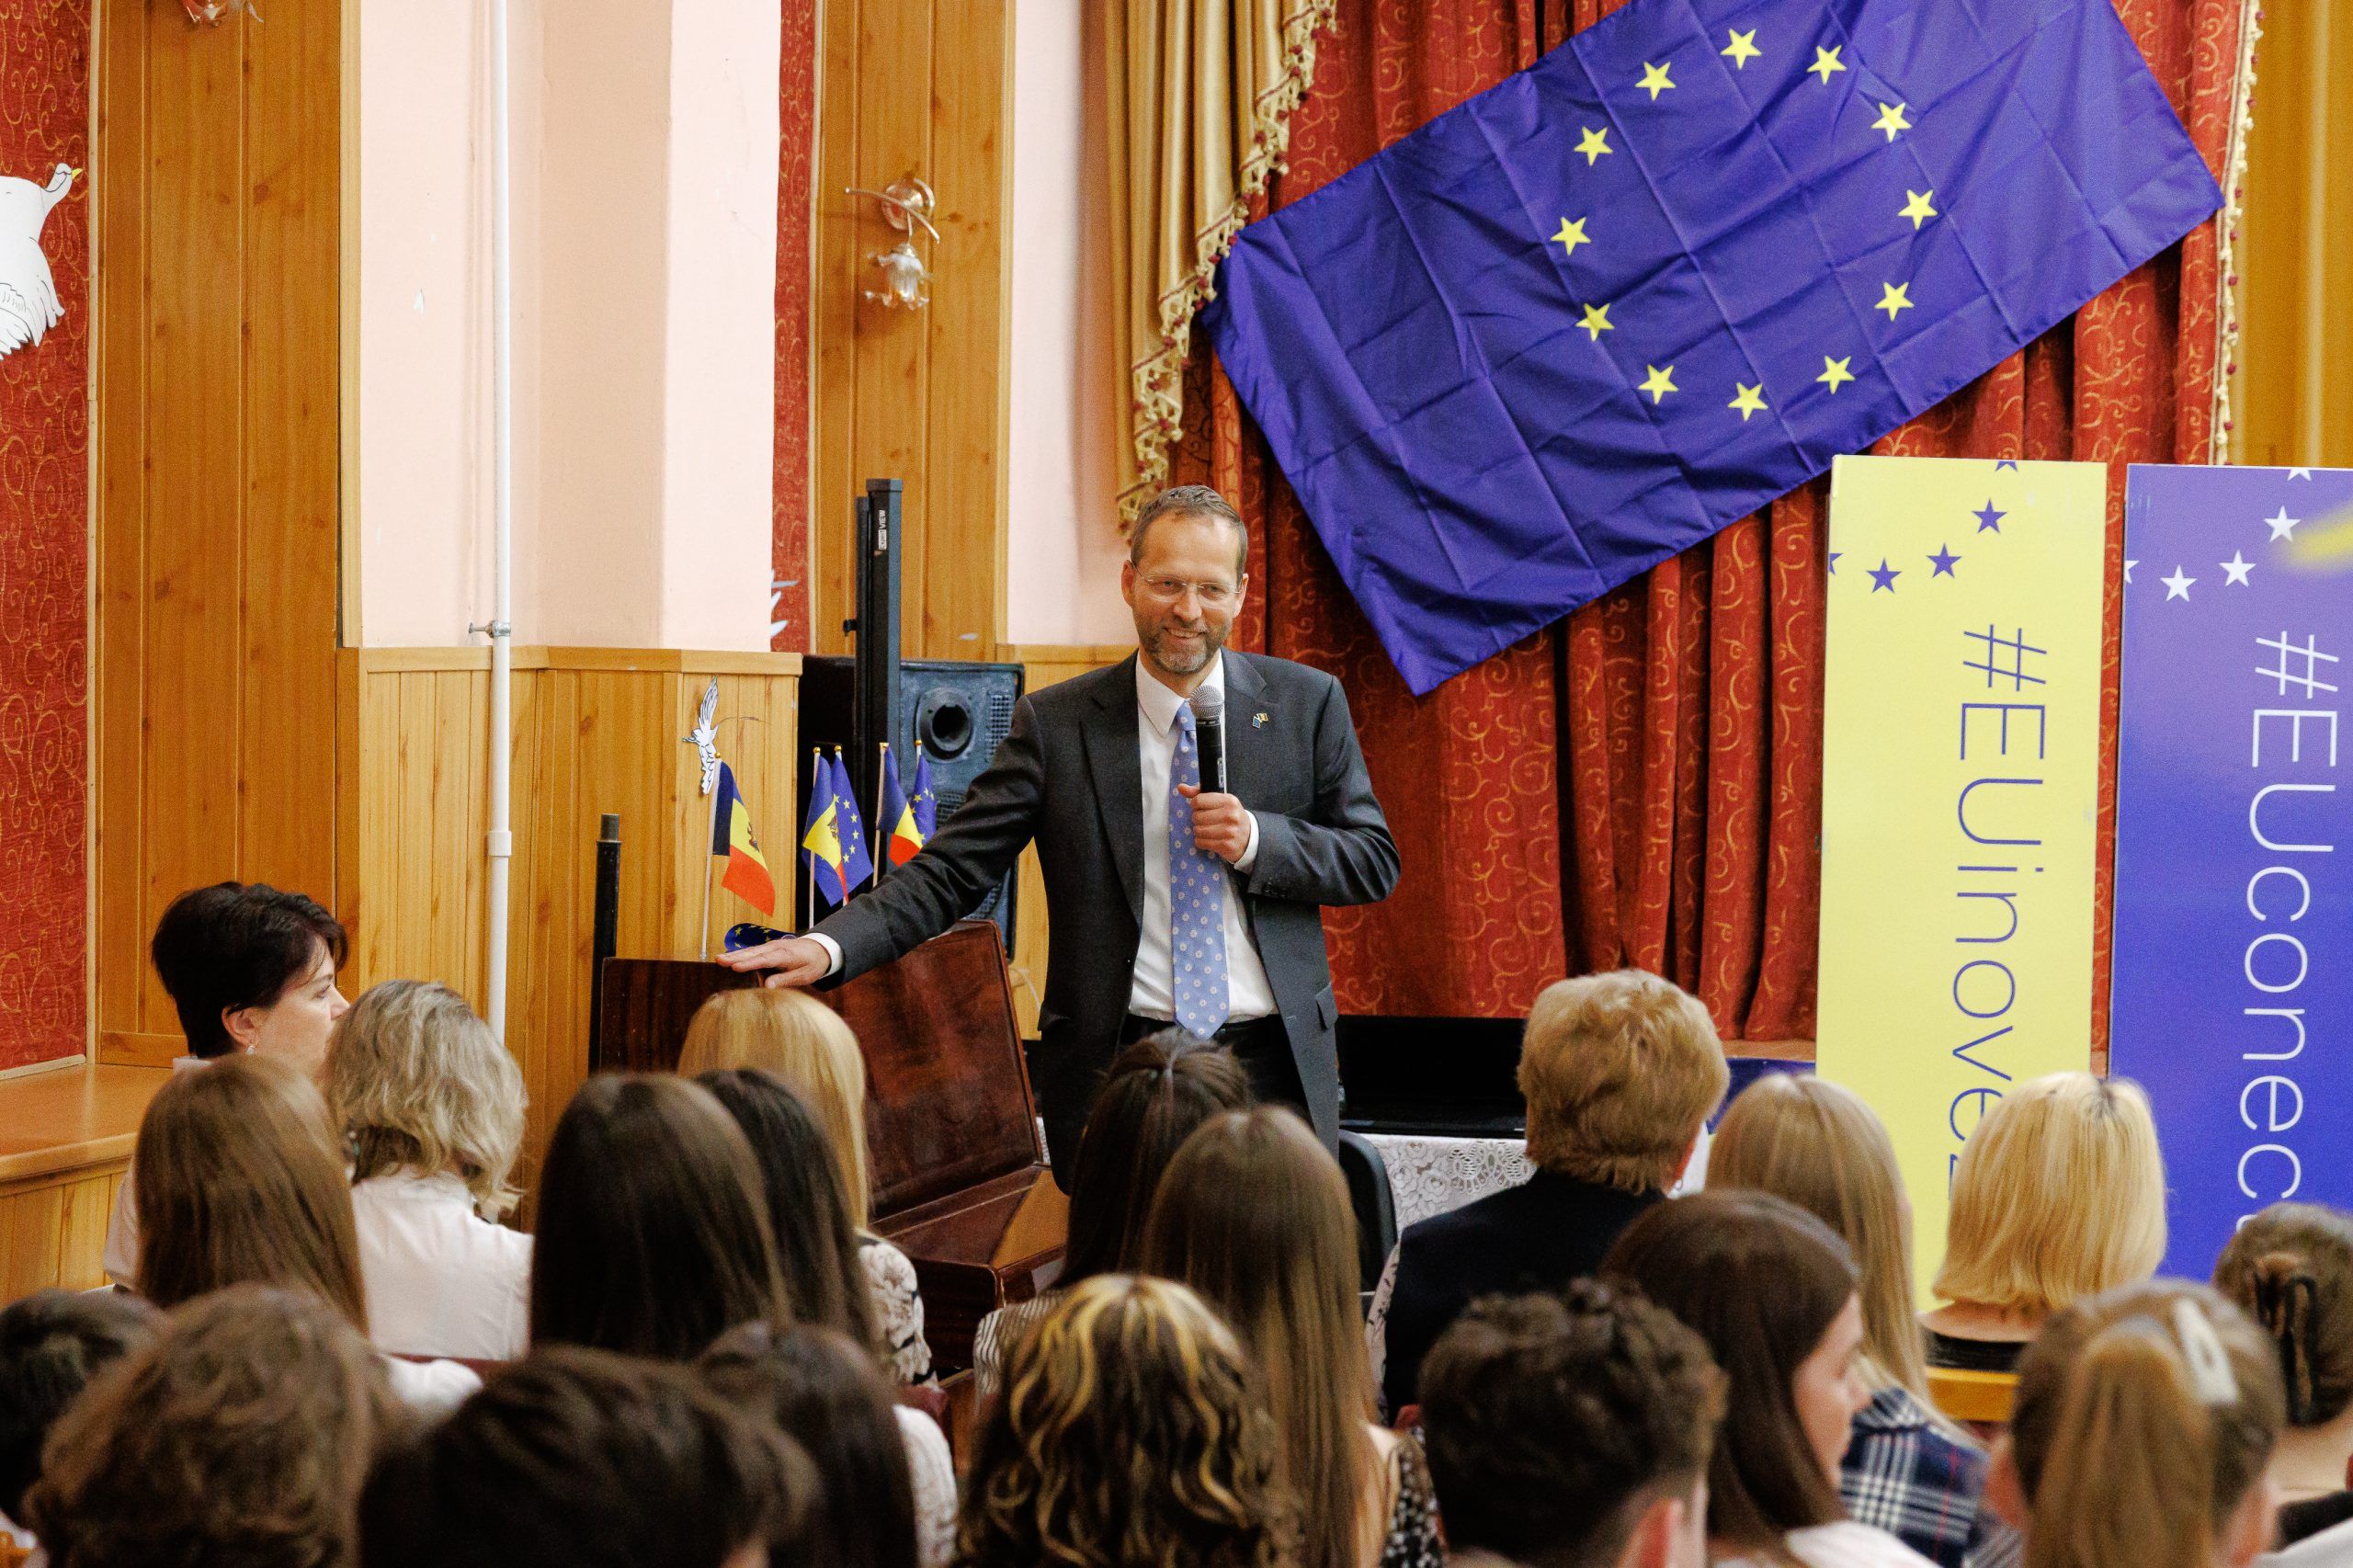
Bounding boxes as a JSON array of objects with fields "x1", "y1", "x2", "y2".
[
  {"x1": 2010, "y1": 1282, "x2": 2284, "y2": 1568},
  {"x1": 2212, "y1": 1202, "x2": 2353, "y2": 1427},
  {"x1": 1603, "y1": 1189, "x2": 1859, "y2": 1557},
  {"x1": 530, "y1": 1074, "x2": 790, "y2": 1360},
  {"x1": 132, "y1": 1053, "x2": 370, "y2": 1331},
  {"x1": 1062, "y1": 1031, "x2": 1252, "y2": 1282},
  {"x1": 1144, "y1": 1108, "x2": 1378, "y2": 1568},
  {"x1": 956, "y1": 1273, "x2": 1299, "y2": 1568}
]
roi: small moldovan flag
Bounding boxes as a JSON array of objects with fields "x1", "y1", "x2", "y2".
[
  {"x1": 710, "y1": 763, "x2": 777, "y2": 916},
  {"x1": 830, "y1": 750, "x2": 876, "y2": 893},
  {"x1": 800, "y1": 750, "x2": 850, "y2": 910},
  {"x1": 879, "y1": 745, "x2": 925, "y2": 867},
  {"x1": 908, "y1": 744, "x2": 938, "y2": 840}
]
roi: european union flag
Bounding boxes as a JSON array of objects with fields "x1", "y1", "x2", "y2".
[{"x1": 1200, "y1": 0, "x2": 2221, "y2": 695}]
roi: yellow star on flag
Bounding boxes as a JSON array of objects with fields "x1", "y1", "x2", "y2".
[
  {"x1": 1639, "y1": 364, "x2": 1677, "y2": 403},
  {"x1": 1817, "y1": 355, "x2": 1856, "y2": 393},
  {"x1": 1899, "y1": 188, "x2": 1938, "y2": 228},
  {"x1": 1722, "y1": 28, "x2": 1761, "y2": 68},
  {"x1": 1638, "y1": 62, "x2": 1676, "y2": 100},
  {"x1": 1578, "y1": 302, "x2": 1614, "y2": 341},
  {"x1": 1876, "y1": 281, "x2": 1914, "y2": 321},
  {"x1": 1575, "y1": 126, "x2": 1613, "y2": 165},
  {"x1": 1552, "y1": 217, "x2": 1591, "y2": 258},
  {"x1": 1870, "y1": 101, "x2": 1911, "y2": 141},
  {"x1": 1809, "y1": 45, "x2": 1847, "y2": 85},
  {"x1": 1728, "y1": 382, "x2": 1768, "y2": 421}
]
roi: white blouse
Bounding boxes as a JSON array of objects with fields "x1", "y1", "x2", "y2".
[
  {"x1": 895, "y1": 1403, "x2": 956, "y2": 1568},
  {"x1": 349, "y1": 1168, "x2": 531, "y2": 1362},
  {"x1": 1720, "y1": 1521, "x2": 1941, "y2": 1568}
]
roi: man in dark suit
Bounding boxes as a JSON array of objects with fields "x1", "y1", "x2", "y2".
[{"x1": 722, "y1": 485, "x2": 1399, "y2": 1182}]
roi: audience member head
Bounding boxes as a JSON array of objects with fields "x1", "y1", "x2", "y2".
[
  {"x1": 1999, "y1": 1282, "x2": 2283, "y2": 1568},
  {"x1": 698, "y1": 1068, "x2": 882, "y2": 1360},
  {"x1": 360, "y1": 1346, "x2": 808, "y2": 1568},
  {"x1": 959, "y1": 1273, "x2": 1298, "y2": 1568},
  {"x1": 2212, "y1": 1202, "x2": 2353, "y2": 1429},
  {"x1": 1709, "y1": 1073, "x2": 1935, "y2": 1400},
  {"x1": 1518, "y1": 971, "x2": 1728, "y2": 1193},
  {"x1": 1419, "y1": 1281, "x2": 1723, "y2": 1568},
  {"x1": 1933, "y1": 1073, "x2": 2166, "y2": 1322},
  {"x1": 1603, "y1": 1189, "x2": 1869, "y2": 1555},
  {"x1": 530, "y1": 1073, "x2": 789, "y2": 1360},
  {"x1": 132, "y1": 1051, "x2": 369, "y2": 1328},
  {"x1": 1062, "y1": 1029, "x2": 1252, "y2": 1283},
  {"x1": 325, "y1": 979, "x2": 527, "y2": 1221},
  {"x1": 0, "y1": 1290, "x2": 161, "y2": 1528},
  {"x1": 680, "y1": 986, "x2": 874, "y2": 1222},
  {"x1": 1143, "y1": 1107, "x2": 1373, "y2": 1568},
  {"x1": 700, "y1": 1321, "x2": 916, "y2": 1568},
  {"x1": 150, "y1": 881, "x2": 348, "y2": 1064},
  {"x1": 28, "y1": 1285, "x2": 408, "y2": 1568}
]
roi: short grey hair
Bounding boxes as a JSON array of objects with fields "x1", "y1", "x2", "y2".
[
  {"x1": 1129, "y1": 485, "x2": 1248, "y2": 579},
  {"x1": 324, "y1": 979, "x2": 528, "y2": 1221}
]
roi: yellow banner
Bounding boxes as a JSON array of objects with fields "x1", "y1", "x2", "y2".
[{"x1": 1817, "y1": 456, "x2": 2108, "y2": 1302}]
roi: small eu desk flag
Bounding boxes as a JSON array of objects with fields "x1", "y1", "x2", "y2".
[
  {"x1": 801, "y1": 751, "x2": 850, "y2": 910},
  {"x1": 710, "y1": 763, "x2": 777, "y2": 917},
  {"x1": 908, "y1": 745, "x2": 938, "y2": 839},
  {"x1": 830, "y1": 750, "x2": 875, "y2": 894},
  {"x1": 1199, "y1": 0, "x2": 2222, "y2": 695},
  {"x1": 879, "y1": 745, "x2": 926, "y2": 866}
]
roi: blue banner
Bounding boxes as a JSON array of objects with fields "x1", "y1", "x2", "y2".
[{"x1": 2112, "y1": 463, "x2": 2353, "y2": 1277}]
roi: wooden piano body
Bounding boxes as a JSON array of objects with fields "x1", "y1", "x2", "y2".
[{"x1": 595, "y1": 921, "x2": 1067, "y2": 1369}]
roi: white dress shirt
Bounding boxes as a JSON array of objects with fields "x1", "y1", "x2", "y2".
[
  {"x1": 349, "y1": 1167, "x2": 532, "y2": 1361},
  {"x1": 809, "y1": 652, "x2": 1278, "y2": 1026}
]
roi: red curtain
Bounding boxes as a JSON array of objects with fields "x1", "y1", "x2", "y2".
[{"x1": 1176, "y1": 0, "x2": 2247, "y2": 1046}]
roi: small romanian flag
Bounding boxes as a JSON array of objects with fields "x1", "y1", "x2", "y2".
[
  {"x1": 800, "y1": 751, "x2": 849, "y2": 910},
  {"x1": 710, "y1": 762, "x2": 777, "y2": 917},
  {"x1": 879, "y1": 745, "x2": 924, "y2": 866}
]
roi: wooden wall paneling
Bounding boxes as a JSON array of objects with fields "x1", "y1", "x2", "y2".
[
  {"x1": 811, "y1": 0, "x2": 860, "y2": 657},
  {"x1": 507, "y1": 668, "x2": 580, "y2": 1183},
  {"x1": 58, "y1": 1172, "x2": 121, "y2": 1290},
  {"x1": 0, "y1": 1182, "x2": 67, "y2": 1301}
]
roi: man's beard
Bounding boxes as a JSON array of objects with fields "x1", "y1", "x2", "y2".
[{"x1": 1142, "y1": 619, "x2": 1220, "y2": 675}]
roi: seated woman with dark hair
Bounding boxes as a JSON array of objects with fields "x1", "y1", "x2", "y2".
[
  {"x1": 102, "y1": 881, "x2": 351, "y2": 1289},
  {"x1": 970, "y1": 1028, "x2": 1250, "y2": 1395},
  {"x1": 0, "y1": 1290, "x2": 161, "y2": 1551},
  {"x1": 2212, "y1": 1203, "x2": 2353, "y2": 1551},
  {"x1": 957, "y1": 1273, "x2": 1300, "y2": 1568},
  {"x1": 28, "y1": 1286, "x2": 413, "y2": 1568},
  {"x1": 529, "y1": 1073, "x2": 790, "y2": 1362}
]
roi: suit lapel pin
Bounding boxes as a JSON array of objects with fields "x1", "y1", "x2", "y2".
[{"x1": 1253, "y1": 711, "x2": 1269, "y2": 729}]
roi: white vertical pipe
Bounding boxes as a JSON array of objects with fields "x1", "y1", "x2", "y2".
[{"x1": 483, "y1": 0, "x2": 516, "y2": 1040}]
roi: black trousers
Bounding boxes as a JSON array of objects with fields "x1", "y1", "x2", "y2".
[{"x1": 1118, "y1": 1011, "x2": 1309, "y2": 1117}]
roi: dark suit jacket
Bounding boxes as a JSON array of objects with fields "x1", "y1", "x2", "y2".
[
  {"x1": 1380, "y1": 1169, "x2": 1661, "y2": 1415},
  {"x1": 813, "y1": 651, "x2": 1399, "y2": 1177}
]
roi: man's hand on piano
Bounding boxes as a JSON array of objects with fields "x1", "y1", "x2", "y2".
[{"x1": 716, "y1": 934, "x2": 832, "y2": 988}]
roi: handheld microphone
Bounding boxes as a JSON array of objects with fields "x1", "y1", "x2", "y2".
[{"x1": 1188, "y1": 687, "x2": 1227, "y2": 793}]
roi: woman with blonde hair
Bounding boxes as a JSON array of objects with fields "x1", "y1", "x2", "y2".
[
  {"x1": 325, "y1": 979, "x2": 530, "y2": 1361},
  {"x1": 2212, "y1": 1202, "x2": 2353, "y2": 1551},
  {"x1": 1711, "y1": 1074, "x2": 1991, "y2": 1568},
  {"x1": 680, "y1": 985, "x2": 931, "y2": 1381},
  {"x1": 954, "y1": 1273, "x2": 1299, "y2": 1568},
  {"x1": 1144, "y1": 1108, "x2": 1438, "y2": 1568},
  {"x1": 1992, "y1": 1281, "x2": 2284, "y2": 1568},
  {"x1": 1924, "y1": 1074, "x2": 2165, "y2": 1375}
]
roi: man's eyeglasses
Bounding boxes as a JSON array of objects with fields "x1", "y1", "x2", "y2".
[{"x1": 1141, "y1": 576, "x2": 1239, "y2": 608}]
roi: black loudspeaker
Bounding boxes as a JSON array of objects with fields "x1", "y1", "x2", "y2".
[{"x1": 800, "y1": 655, "x2": 1026, "y2": 945}]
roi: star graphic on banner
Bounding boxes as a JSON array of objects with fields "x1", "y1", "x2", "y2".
[
  {"x1": 1578, "y1": 301, "x2": 1614, "y2": 340},
  {"x1": 1900, "y1": 188, "x2": 1938, "y2": 228},
  {"x1": 1876, "y1": 282, "x2": 1914, "y2": 321},
  {"x1": 2162, "y1": 567, "x2": 2196, "y2": 600},
  {"x1": 1639, "y1": 364, "x2": 1678, "y2": 403},
  {"x1": 1929, "y1": 544, "x2": 1961, "y2": 576},
  {"x1": 1973, "y1": 501, "x2": 2006, "y2": 532},
  {"x1": 2222, "y1": 551, "x2": 2255, "y2": 585},
  {"x1": 1871, "y1": 102, "x2": 1911, "y2": 141},
  {"x1": 2124, "y1": 559, "x2": 2138, "y2": 582},
  {"x1": 2266, "y1": 506, "x2": 2302, "y2": 540},
  {"x1": 1552, "y1": 217, "x2": 1592, "y2": 258},
  {"x1": 1869, "y1": 558, "x2": 1900, "y2": 592},
  {"x1": 1638, "y1": 62, "x2": 1676, "y2": 99},
  {"x1": 1828, "y1": 551, "x2": 1842, "y2": 574},
  {"x1": 1809, "y1": 45, "x2": 1847, "y2": 85},
  {"x1": 1995, "y1": 460, "x2": 2019, "y2": 470},
  {"x1": 1817, "y1": 356, "x2": 1855, "y2": 392},
  {"x1": 1576, "y1": 126, "x2": 1613, "y2": 165},
  {"x1": 2288, "y1": 467, "x2": 2314, "y2": 480},
  {"x1": 1722, "y1": 28, "x2": 1761, "y2": 68},
  {"x1": 1728, "y1": 381, "x2": 1768, "y2": 420}
]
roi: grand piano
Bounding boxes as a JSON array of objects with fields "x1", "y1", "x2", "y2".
[{"x1": 594, "y1": 920, "x2": 1067, "y2": 1369}]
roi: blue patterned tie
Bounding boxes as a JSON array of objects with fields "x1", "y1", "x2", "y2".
[{"x1": 1168, "y1": 703, "x2": 1231, "y2": 1039}]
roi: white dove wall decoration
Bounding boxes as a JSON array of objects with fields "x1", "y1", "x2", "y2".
[{"x1": 0, "y1": 165, "x2": 74, "y2": 361}]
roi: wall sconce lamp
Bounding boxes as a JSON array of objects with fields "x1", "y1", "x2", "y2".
[{"x1": 847, "y1": 177, "x2": 939, "y2": 310}]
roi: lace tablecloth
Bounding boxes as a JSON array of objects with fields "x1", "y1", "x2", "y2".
[{"x1": 1362, "y1": 1134, "x2": 1536, "y2": 1231}]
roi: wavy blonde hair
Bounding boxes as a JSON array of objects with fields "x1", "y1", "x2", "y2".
[
  {"x1": 325, "y1": 980, "x2": 527, "y2": 1220},
  {"x1": 959, "y1": 1274, "x2": 1299, "y2": 1568},
  {"x1": 1518, "y1": 971, "x2": 1728, "y2": 1191},
  {"x1": 679, "y1": 988, "x2": 872, "y2": 1223},
  {"x1": 1933, "y1": 1072, "x2": 2166, "y2": 1318}
]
